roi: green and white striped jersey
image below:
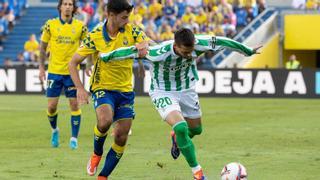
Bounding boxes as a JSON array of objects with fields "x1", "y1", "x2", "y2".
[{"x1": 100, "y1": 35, "x2": 255, "y2": 91}]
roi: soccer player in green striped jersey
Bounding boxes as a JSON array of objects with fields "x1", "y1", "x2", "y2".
[{"x1": 100, "y1": 28, "x2": 261, "y2": 180}]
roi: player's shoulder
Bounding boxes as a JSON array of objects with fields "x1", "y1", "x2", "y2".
[
  {"x1": 149, "y1": 40, "x2": 173, "y2": 56},
  {"x1": 44, "y1": 17, "x2": 59, "y2": 25},
  {"x1": 87, "y1": 23, "x2": 103, "y2": 39},
  {"x1": 124, "y1": 23, "x2": 144, "y2": 35},
  {"x1": 72, "y1": 18, "x2": 85, "y2": 26}
]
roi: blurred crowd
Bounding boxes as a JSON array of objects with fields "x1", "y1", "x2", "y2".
[
  {"x1": 4, "y1": 0, "x2": 268, "y2": 67},
  {"x1": 74, "y1": 0, "x2": 267, "y2": 41},
  {"x1": 0, "y1": 0, "x2": 28, "y2": 51},
  {"x1": 292, "y1": 0, "x2": 320, "y2": 10}
]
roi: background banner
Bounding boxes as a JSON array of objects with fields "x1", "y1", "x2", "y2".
[{"x1": 1, "y1": 67, "x2": 319, "y2": 98}]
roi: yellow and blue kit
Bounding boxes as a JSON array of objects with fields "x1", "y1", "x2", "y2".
[
  {"x1": 41, "y1": 17, "x2": 88, "y2": 97},
  {"x1": 76, "y1": 21, "x2": 149, "y2": 121}
]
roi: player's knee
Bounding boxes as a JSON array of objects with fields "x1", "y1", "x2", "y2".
[
  {"x1": 47, "y1": 106, "x2": 57, "y2": 114},
  {"x1": 69, "y1": 101, "x2": 79, "y2": 111},
  {"x1": 114, "y1": 133, "x2": 128, "y2": 146},
  {"x1": 190, "y1": 125, "x2": 202, "y2": 136},
  {"x1": 97, "y1": 118, "x2": 112, "y2": 133},
  {"x1": 173, "y1": 121, "x2": 188, "y2": 136}
]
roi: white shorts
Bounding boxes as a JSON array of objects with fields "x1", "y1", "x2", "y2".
[{"x1": 149, "y1": 88, "x2": 202, "y2": 120}]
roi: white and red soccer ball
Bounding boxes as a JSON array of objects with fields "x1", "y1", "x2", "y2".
[{"x1": 221, "y1": 162, "x2": 248, "y2": 180}]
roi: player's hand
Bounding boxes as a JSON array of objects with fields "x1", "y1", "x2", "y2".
[
  {"x1": 77, "y1": 87, "x2": 89, "y2": 105},
  {"x1": 39, "y1": 66, "x2": 46, "y2": 83},
  {"x1": 85, "y1": 67, "x2": 92, "y2": 77},
  {"x1": 136, "y1": 41, "x2": 148, "y2": 58},
  {"x1": 253, "y1": 45, "x2": 263, "y2": 54}
]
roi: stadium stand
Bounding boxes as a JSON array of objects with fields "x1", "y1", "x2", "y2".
[{"x1": 2, "y1": 0, "x2": 319, "y2": 67}]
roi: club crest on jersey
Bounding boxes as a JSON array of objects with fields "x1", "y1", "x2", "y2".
[{"x1": 123, "y1": 37, "x2": 128, "y2": 45}]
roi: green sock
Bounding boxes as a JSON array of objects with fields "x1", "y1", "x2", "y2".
[
  {"x1": 188, "y1": 125, "x2": 202, "y2": 139},
  {"x1": 173, "y1": 121, "x2": 198, "y2": 168}
]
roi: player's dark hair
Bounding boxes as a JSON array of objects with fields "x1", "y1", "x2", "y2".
[
  {"x1": 57, "y1": 0, "x2": 77, "y2": 17},
  {"x1": 174, "y1": 28, "x2": 195, "y2": 47},
  {"x1": 106, "y1": 0, "x2": 134, "y2": 14}
]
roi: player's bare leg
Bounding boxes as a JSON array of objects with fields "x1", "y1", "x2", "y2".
[{"x1": 185, "y1": 117, "x2": 203, "y2": 139}]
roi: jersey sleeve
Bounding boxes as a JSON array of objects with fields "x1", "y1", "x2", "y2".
[
  {"x1": 76, "y1": 33, "x2": 97, "y2": 57},
  {"x1": 80, "y1": 25, "x2": 88, "y2": 41},
  {"x1": 132, "y1": 25, "x2": 150, "y2": 43},
  {"x1": 41, "y1": 20, "x2": 51, "y2": 43},
  {"x1": 194, "y1": 35, "x2": 255, "y2": 56},
  {"x1": 100, "y1": 46, "x2": 139, "y2": 62}
]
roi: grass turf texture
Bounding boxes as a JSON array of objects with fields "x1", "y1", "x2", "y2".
[{"x1": 0, "y1": 95, "x2": 319, "y2": 179}]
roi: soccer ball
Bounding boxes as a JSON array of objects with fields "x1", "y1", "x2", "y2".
[{"x1": 221, "y1": 162, "x2": 247, "y2": 180}]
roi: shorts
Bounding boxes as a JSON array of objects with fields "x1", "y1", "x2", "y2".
[
  {"x1": 149, "y1": 88, "x2": 202, "y2": 120},
  {"x1": 46, "y1": 73, "x2": 76, "y2": 98},
  {"x1": 92, "y1": 90, "x2": 135, "y2": 122}
]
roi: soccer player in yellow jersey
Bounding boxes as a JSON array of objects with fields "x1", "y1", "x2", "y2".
[
  {"x1": 69, "y1": 0, "x2": 149, "y2": 179},
  {"x1": 38, "y1": 0, "x2": 88, "y2": 150}
]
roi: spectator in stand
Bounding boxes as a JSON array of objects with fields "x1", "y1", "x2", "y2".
[
  {"x1": 176, "y1": 0, "x2": 187, "y2": 18},
  {"x1": 184, "y1": 16, "x2": 200, "y2": 33},
  {"x1": 292, "y1": 0, "x2": 306, "y2": 9},
  {"x1": 82, "y1": 1, "x2": 94, "y2": 22},
  {"x1": 257, "y1": 0, "x2": 266, "y2": 14},
  {"x1": 16, "y1": 52, "x2": 25, "y2": 64},
  {"x1": 181, "y1": 6, "x2": 195, "y2": 24},
  {"x1": 145, "y1": 24, "x2": 159, "y2": 42},
  {"x1": 130, "y1": 8, "x2": 144, "y2": 29},
  {"x1": 221, "y1": 7, "x2": 236, "y2": 37},
  {"x1": 218, "y1": 0, "x2": 233, "y2": 16},
  {"x1": 74, "y1": 6, "x2": 89, "y2": 25},
  {"x1": 162, "y1": 0, "x2": 178, "y2": 27},
  {"x1": 172, "y1": 18, "x2": 183, "y2": 31},
  {"x1": 23, "y1": 33, "x2": 39, "y2": 62},
  {"x1": 195, "y1": 8, "x2": 207, "y2": 31},
  {"x1": 306, "y1": 0, "x2": 318, "y2": 9},
  {"x1": 160, "y1": 24, "x2": 174, "y2": 41},
  {"x1": 149, "y1": 0, "x2": 163, "y2": 27},
  {"x1": 0, "y1": 14, "x2": 7, "y2": 51},
  {"x1": 135, "y1": 0, "x2": 147, "y2": 19},
  {"x1": 4, "y1": 57, "x2": 13, "y2": 67},
  {"x1": 286, "y1": 54, "x2": 301, "y2": 69}
]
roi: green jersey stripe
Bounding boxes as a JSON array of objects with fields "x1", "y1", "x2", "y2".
[
  {"x1": 191, "y1": 64, "x2": 199, "y2": 81},
  {"x1": 163, "y1": 55, "x2": 172, "y2": 91},
  {"x1": 184, "y1": 59, "x2": 192, "y2": 89},
  {"x1": 175, "y1": 57, "x2": 183, "y2": 91},
  {"x1": 100, "y1": 47, "x2": 137, "y2": 62},
  {"x1": 153, "y1": 62, "x2": 160, "y2": 88}
]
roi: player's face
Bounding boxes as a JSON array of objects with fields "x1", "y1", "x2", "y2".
[
  {"x1": 174, "y1": 44, "x2": 194, "y2": 59},
  {"x1": 114, "y1": 11, "x2": 131, "y2": 28},
  {"x1": 60, "y1": 0, "x2": 74, "y2": 17}
]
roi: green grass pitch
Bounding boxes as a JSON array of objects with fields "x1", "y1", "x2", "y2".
[{"x1": 0, "y1": 95, "x2": 319, "y2": 179}]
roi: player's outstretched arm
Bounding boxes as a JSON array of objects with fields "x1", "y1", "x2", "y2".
[
  {"x1": 99, "y1": 46, "x2": 139, "y2": 62},
  {"x1": 69, "y1": 53, "x2": 89, "y2": 105},
  {"x1": 215, "y1": 36, "x2": 262, "y2": 56}
]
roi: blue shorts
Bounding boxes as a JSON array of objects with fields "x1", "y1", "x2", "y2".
[
  {"x1": 46, "y1": 73, "x2": 76, "y2": 98},
  {"x1": 92, "y1": 90, "x2": 135, "y2": 121}
]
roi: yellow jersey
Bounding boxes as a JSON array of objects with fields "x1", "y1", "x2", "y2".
[
  {"x1": 76, "y1": 22, "x2": 149, "y2": 92},
  {"x1": 41, "y1": 17, "x2": 88, "y2": 75},
  {"x1": 24, "y1": 40, "x2": 39, "y2": 52}
]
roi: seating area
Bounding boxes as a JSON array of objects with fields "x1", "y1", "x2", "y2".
[{"x1": 1, "y1": 0, "x2": 268, "y2": 67}]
